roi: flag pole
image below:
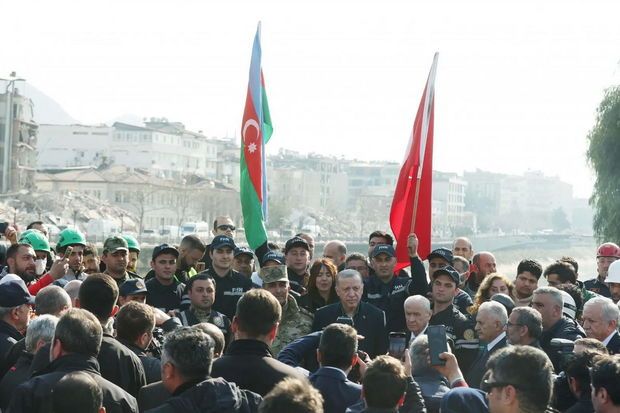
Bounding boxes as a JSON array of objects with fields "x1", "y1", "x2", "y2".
[{"x1": 409, "y1": 53, "x2": 439, "y2": 233}]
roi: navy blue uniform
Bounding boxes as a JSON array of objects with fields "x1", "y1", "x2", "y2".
[{"x1": 363, "y1": 275, "x2": 409, "y2": 332}]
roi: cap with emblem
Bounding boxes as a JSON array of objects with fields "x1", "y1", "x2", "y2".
[
  {"x1": 211, "y1": 235, "x2": 236, "y2": 250},
  {"x1": 103, "y1": 236, "x2": 129, "y2": 253},
  {"x1": 260, "y1": 265, "x2": 289, "y2": 284},
  {"x1": 427, "y1": 248, "x2": 454, "y2": 265},
  {"x1": 432, "y1": 265, "x2": 460, "y2": 284},
  {"x1": 119, "y1": 279, "x2": 148, "y2": 297},
  {"x1": 234, "y1": 246, "x2": 254, "y2": 258},
  {"x1": 370, "y1": 244, "x2": 395, "y2": 258},
  {"x1": 261, "y1": 251, "x2": 285, "y2": 266},
  {"x1": 284, "y1": 237, "x2": 309, "y2": 254},
  {"x1": 152, "y1": 244, "x2": 179, "y2": 260},
  {"x1": 0, "y1": 280, "x2": 35, "y2": 307}
]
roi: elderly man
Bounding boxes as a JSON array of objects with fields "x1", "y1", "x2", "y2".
[
  {"x1": 466, "y1": 301, "x2": 508, "y2": 388},
  {"x1": 582, "y1": 296, "x2": 620, "y2": 355},
  {"x1": 261, "y1": 265, "x2": 313, "y2": 355},
  {"x1": 409, "y1": 335, "x2": 451, "y2": 412},
  {"x1": 506, "y1": 306, "x2": 543, "y2": 348},
  {"x1": 0, "y1": 280, "x2": 33, "y2": 369},
  {"x1": 452, "y1": 237, "x2": 474, "y2": 261},
  {"x1": 313, "y1": 270, "x2": 388, "y2": 358},
  {"x1": 463, "y1": 251, "x2": 497, "y2": 298},
  {"x1": 532, "y1": 286, "x2": 584, "y2": 372},
  {"x1": 403, "y1": 295, "x2": 431, "y2": 346}
]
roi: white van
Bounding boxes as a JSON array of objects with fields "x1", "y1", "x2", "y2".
[{"x1": 180, "y1": 222, "x2": 211, "y2": 241}]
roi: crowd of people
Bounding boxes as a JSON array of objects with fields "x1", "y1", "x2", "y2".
[{"x1": 0, "y1": 216, "x2": 619, "y2": 413}]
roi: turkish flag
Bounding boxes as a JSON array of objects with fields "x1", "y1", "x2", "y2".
[{"x1": 390, "y1": 54, "x2": 438, "y2": 272}]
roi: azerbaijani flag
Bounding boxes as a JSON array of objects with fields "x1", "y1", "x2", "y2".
[{"x1": 240, "y1": 22, "x2": 273, "y2": 249}]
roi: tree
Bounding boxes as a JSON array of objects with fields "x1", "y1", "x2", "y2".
[
  {"x1": 551, "y1": 207, "x2": 571, "y2": 232},
  {"x1": 587, "y1": 86, "x2": 620, "y2": 242}
]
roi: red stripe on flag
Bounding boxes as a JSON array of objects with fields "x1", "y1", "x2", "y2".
[{"x1": 242, "y1": 87, "x2": 263, "y2": 202}]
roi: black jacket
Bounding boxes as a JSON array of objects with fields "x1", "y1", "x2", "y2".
[
  {"x1": 117, "y1": 339, "x2": 161, "y2": 384},
  {"x1": 0, "y1": 320, "x2": 23, "y2": 373},
  {"x1": 606, "y1": 331, "x2": 620, "y2": 355},
  {"x1": 309, "y1": 366, "x2": 362, "y2": 413},
  {"x1": 211, "y1": 339, "x2": 305, "y2": 396},
  {"x1": 0, "y1": 351, "x2": 33, "y2": 411},
  {"x1": 198, "y1": 269, "x2": 252, "y2": 319},
  {"x1": 99, "y1": 334, "x2": 147, "y2": 397},
  {"x1": 363, "y1": 275, "x2": 409, "y2": 332},
  {"x1": 345, "y1": 376, "x2": 427, "y2": 413},
  {"x1": 7, "y1": 353, "x2": 138, "y2": 413},
  {"x1": 145, "y1": 278, "x2": 185, "y2": 312},
  {"x1": 139, "y1": 381, "x2": 171, "y2": 412},
  {"x1": 540, "y1": 317, "x2": 583, "y2": 372},
  {"x1": 465, "y1": 335, "x2": 508, "y2": 389},
  {"x1": 145, "y1": 377, "x2": 262, "y2": 413},
  {"x1": 312, "y1": 302, "x2": 389, "y2": 358}
]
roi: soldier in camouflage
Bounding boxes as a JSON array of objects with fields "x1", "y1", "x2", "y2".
[{"x1": 261, "y1": 265, "x2": 313, "y2": 355}]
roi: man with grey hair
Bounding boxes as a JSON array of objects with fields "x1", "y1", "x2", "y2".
[
  {"x1": 532, "y1": 286, "x2": 583, "y2": 372},
  {"x1": 35, "y1": 285, "x2": 72, "y2": 316},
  {"x1": 0, "y1": 280, "x2": 33, "y2": 370},
  {"x1": 9, "y1": 308, "x2": 138, "y2": 413},
  {"x1": 404, "y1": 295, "x2": 432, "y2": 345},
  {"x1": 466, "y1": 301, "x2": 508, "y2": 388},
  {"x1": 313, "y1": 269, "x2": 388, "y2": 357},
  {"x1": 506, "y1": 306, "x2": 543, "y2": 348},
  {"x1": 582, "y1": 296, "x2": 620, "y2": 354},
  {"x1": 0, "y1": 314, "x2": 58, "y2": 410},
  {"x1": 148, "y1": 327, "x2": 262, "y2": 413},
  {"x1": 63, "y1": 279, "x2": 82, "y2": 307},
  {"x1": 409, "y1": 335, "x2": 451, "y2": 412}
]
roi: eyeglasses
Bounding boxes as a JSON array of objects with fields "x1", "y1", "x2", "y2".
[
  {"x1": 482, "y1": 379, "x2": 523, "y2": 392},
  {"x1": 217, "y1": 225, "x2": 236, "y2": 231}
]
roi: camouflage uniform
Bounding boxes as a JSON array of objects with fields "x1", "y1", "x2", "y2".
[
  {"x1": 271, "y1": 294, "x2": 314, "y2": 355},
  {"x1": 259, "y1": 265, "x2": 314, "y2": 356}
]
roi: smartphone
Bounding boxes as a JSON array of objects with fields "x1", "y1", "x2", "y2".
[
  {"x1": 335, "y1": 316, "x2": 354, "y2": 327},
  {"x1": 195, "y1": 262, "x2": 206, "y2": 272},
  {"x1": 388, "y1": 332, "x2": 407, "y2": 359},
  {"x1": 0, "y1": 222, "x2": 8, "y2": 235},
  {"x1": 64, "y1": 246, "x2": 74, "y2": 258},
  {"x1": 427, "y1": 325, "x2": 449, "y2": 366}
]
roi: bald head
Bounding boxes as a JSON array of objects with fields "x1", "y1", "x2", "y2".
[
  {"x1": 473, "y1": 251, "x2": 497, "y2": 283},
  {"x1": 323, "y1": 240, "x2": 347, "y2": 267},
  {"x1": 452, "y1": 237, "x2": 474, "y2": 260}
]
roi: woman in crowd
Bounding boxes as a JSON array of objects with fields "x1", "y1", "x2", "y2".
[
  {"x1": 300, "y1": 258, "x2": 338, "y2": 313},
  {"x1": 468, "y1": 273, "x2": 514, "y2": 316}
]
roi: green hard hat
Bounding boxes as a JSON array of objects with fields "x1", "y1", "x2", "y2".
[
  {"x1": 57, "y1": 228, "x2": 87, "y2": 248},
  {"x1": 19, "y1": 229, "x2": 51, "y2": 252},
  {"x1": 123, "y1": 234, "x2": 141, "y2": 252}
]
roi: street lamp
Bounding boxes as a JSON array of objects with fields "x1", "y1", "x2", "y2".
[{"x1": 1, "y1": 72, "x2": 26, "y2": 194}]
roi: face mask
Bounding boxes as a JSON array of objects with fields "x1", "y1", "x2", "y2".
[{"x1": 35, "y1": 259, "x2": 47, "y2": 276}]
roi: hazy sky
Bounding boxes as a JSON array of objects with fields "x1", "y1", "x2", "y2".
[{"x1": 3, "y1": 0, "x2": 619, "y2": 198}]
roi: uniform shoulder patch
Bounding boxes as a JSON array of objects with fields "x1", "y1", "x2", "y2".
[{"x1": 463, "y1": 329, "x2": 475, "y2": 341}]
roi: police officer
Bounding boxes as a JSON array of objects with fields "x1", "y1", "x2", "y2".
[
  {"x1": 118, "y1": 278, "x2": 148, "y2": 306},
  {"x1": 145, "y1": 244, "x2": 185, "y2": 313},
  {"x1": 198, "y1": 235, "x2": 252, "y2": 319},
  {"x1": 56, "y1": 228, "x2": 89, "y2": 281},
  {"x1": 261, "y1": 265, "x2": 313, "y2": 355},
  {"x1": 407, "y1": 235, "x2": 473, "y2": 315},
  {"x1": 584, "y1": 242, "x2": 620, "y2": 298},
  {"x1": 362, "y1": 244, "x2": 408, "y2": 332},
  {"x1": 428, "y1": 266, "x2": 478, "y2": 372},
  {"x1": 101, "y1": 236, "x2": 141, "y2": 287},
  {"x1": 176, "y1": 273, "x2": 231, "y2": 341},
  {"x1": 284, "y1": 237, "x2": 311, "y2": 295}
]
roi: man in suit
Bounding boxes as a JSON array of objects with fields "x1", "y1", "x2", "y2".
[
  {"x1": 211, "y1": 289, "x2": 304, "y2": 396},
  {"x1": 582, "y1": 296, "x2": 620, "y2": 355},
  {"x1": 465, "y1": 301, "x2": 508, "y2": 389},
  {"x1": 309, "y1": 323, "x2": 362, "y2": 413},
  {"x1": 312, "y1": 269, "x2": 388, "y2": 358}
]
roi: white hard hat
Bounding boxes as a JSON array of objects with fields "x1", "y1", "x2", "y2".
[
  {"x1": 559, "y1": 290, "x2": 577, "y2": 320},
  {"x1": 606, "y1": 260, "x2": 620, "y2": 284}
]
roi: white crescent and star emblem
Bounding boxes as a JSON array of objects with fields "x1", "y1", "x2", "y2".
[{"x1": 243, "y1": 118, "x2": 260, "y2": 154}]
